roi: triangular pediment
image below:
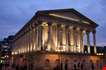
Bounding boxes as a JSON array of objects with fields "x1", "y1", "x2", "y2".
[{"x1": 37, "y1": 8, "x2": 98, "y2": 27}]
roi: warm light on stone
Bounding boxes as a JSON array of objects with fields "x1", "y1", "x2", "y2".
[{"x1": 12, "y1": 9, "x2": 98, "y2": 54}]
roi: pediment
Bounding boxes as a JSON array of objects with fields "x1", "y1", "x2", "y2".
[{"x1": 37, "y1": 8, "x2": 98, "y2": 27}]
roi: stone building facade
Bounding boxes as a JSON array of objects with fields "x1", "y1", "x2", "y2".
[
  {"x1": 12, "y1": 9, "x2": 98, "y2": 54},
  {"x1": 11, "y1": 9, "x2": 104, "y2": 70}
]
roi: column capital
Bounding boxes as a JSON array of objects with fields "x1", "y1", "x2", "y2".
[
  {"x1": 57, "y1": 24, "x2": 61, "y2": 28},
  {"x1": 73, "y1": 27, "x2": 77, "y2": 30},
  {"x1": 37, "y1": 20, "x2": 42, "y2": 24},
  {"x1": 65, "y1": 25, "x2": 70, "y2": 29},
  {"x1": 34, "y1": 23, "x2": 38, "y2": 28},
  {"x1": 92, "y1": 30, "x2": 96, "y2": 34},
  {"x1": 69, "y1": 26, "x2": 74, "y2": 29},
  {"x1": 86, "y1": 31, "x2": 90, "y2": 34},
  {"x1": 73, "y1": 27, "x2": 81, "y2": 31},
  {"x1": 31, "y1": 23, "x2": 35, "y2": 28}
]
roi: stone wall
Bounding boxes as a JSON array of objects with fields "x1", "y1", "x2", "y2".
[{"x1": 12, "y1": 52, "x2": 104, "y2": 70}]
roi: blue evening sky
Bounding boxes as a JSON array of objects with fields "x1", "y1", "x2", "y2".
[{"x1": 0, "y1": 0, "x2": 106, "y2": 46}]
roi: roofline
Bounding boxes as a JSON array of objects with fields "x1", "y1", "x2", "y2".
[
  {"x1": 36, "y1": 8, "x2": 99, "y2": 28},
  {"x1": 14, "y1": 8, "x2": 99, "y2": 41}
]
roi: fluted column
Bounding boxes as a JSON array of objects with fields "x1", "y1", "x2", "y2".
[
  {"x1": 66, "y1": 26, "x2": 70, "y2": 52},
  {"x1": 77, "y1": 28, "x2": 81, "y2": 53},
  {"x1": 47, "y1": 23, "x2": 52, "y2": 51},
  {"x1": 80, "y1": 29, "x2": 84, "y2": 53},
  {"x1": 29, "y1": 29, "x2": 31, "y2": 52},
  {"x1": 61, "y1": 25, "x2": 67, "y2": 51},
  {"x1": 86, "y1": 31, "x2": 90, "y2": 53},
  {"x1": 34, "y1": 25, "x2": 38, "y2": 51},
  {"x1": 30, "y1": 24, "x2": 34, "y2": 52},
  {"x1": 73, "y1": 28, "x2": 77, "y2": 52},
  {"x1": 29, "y1": 26, "x2": 33, "y2": 52},
  {"x1": 57, "y1": 24, "x2": 61, "y2": 51},
  {"x1": 51, "y1": 23, "x2": 57, "y2": 51},
  {"x1": 36, "y1": 26, "x2": 39, "y2": 51},
  {"x1": 26, "y1": 31, "x2": 28, "y2": 52},
  {"x1": 92, "y1": 30, "x2": 97, "y2": 53},
  {"x1": 21, "y1": 35, "x2": 23, "y2": 53},
  {"x1": 38, "y1": 25, "x2": 43, "y2": 51},
  {"x1": 27, "y1": 28, "x2": 30, "y2": 52},
  {"x1": 32, "y1": 27, "x2": 36, "y2": 51},
  {"x1": 25, "y1": 30, "x2": 27, "y2": 53},
  {"x1": 70, "y1": 27, "x2": 75, "y2": 52},
  {"x1": 41, "y1": 22, "x2": 48, "y2": 51},
  {"x1": 27, "y1": 31, "x2": 30, "y2": 53},
  {"x1": 23, "y1": 33, "x2": 25, "y2": 53}
]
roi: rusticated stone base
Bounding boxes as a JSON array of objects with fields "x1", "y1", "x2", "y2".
[{"x1": 12, "y1": 51, "x2": 104, "y2": 70}]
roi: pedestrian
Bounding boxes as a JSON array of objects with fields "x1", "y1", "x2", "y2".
[
  {"x1": 73, "y1": 63, "x2": 77, "y2": 70},
  {"x1": 90, "y1": 60, "x2": 95, "y2": 70},
  {"x1": 77, "y1": 62, "x2": 80, "y2": 70},
  {"x1": 80, "y1": 62, "x2": 84, "y2": 70},
  {"x1": 0, "y1": 63, "x2": 2, "y2": 70},
  {"x1": 16, "y1": 64, "x2": 19, "y2": 70},
  {"x1": 64, "y1": 59, "x2": 68, "y2": 70},
  {"x1": 53, "y1": 59, "x2": 61, "y2": 70},
  {"x1": 73, "y1": 60, "x2": 78, "y2": 70},
  {"x1": 21, "y1": 58, "x2": 28, "y2": 70}
]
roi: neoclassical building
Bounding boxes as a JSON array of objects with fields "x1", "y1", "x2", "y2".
[
  {"x1": 12, "y1": 9, "x2": 98, "y2": 55},
  {"x1": 12, "y1": 9, "x2": 106, "y2": 70}
]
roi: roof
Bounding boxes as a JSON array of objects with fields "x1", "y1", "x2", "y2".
[
  {"x1": 36, "y1": 8, "x2": 98, "y2": 27},
  {"x1": 14, "y1": 8, "x2": 99, "y2": 41}
]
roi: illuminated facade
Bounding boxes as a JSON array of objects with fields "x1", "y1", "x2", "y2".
[{"x1": 12, "y1": 9, "x2": 98, "y2": 55}]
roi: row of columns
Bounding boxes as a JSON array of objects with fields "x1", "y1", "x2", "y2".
[
  {"x1": 39, "y1": 22, "x2": 97, "y2": 53},
  {"x1": 12, "y1": 21, "x2": 97, "y2": 54}
]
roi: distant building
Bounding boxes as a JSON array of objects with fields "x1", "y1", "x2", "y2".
[{"x1": 0, "y1": 35, "x2": 14, "y2": 58}]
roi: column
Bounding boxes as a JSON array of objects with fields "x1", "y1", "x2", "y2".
[
  {"x1": 29, "y1": 26, "x2": 33, "y2": 52},
  {"x1": 27, "y1": 28, "x2": 30, "y2": 53},
  {"x1": 23, "y1": 33, "x2": 26, "y2": 53},
  {"x1": 77, "y1": 28, "x2": 81, "y2": 53},
  {"x1": 24, "y1": 30, "x2": 27, "y2": 53},
  {"x1": 40, "y1": 25, "x2": 43, "y2": 51},
  {"x1": 30, "y1": 25, "x2": 33, "y2": 52},
  {"x1": 92, "y1": 30, "x2": 97, "y2": 53},
  {"x1": 29, "y1": 27, "x2": 31, "y2": 52},
  {"x1": 35, "y1": 21, "x2": 42, "y2": 51},
  {"x1": 66, "y1": 26, "x2": 70, "y2": 52},
  {"x1": 73, "y1": 27, "x2": 77, "y2": 52},
  {"x1": 86, "y1": 31, "x2": 90, "y2": 53},
  {"x1": 42, "y1": 22, "x2": 48, "y2": 51},
  {"x1": 25, "y1": 31, "x2": 27, "y2": 53},
  {"x1": 80, "y1": 29, "x2": 84, "y2": 53},
  {"x1": 52, "y1": 23, "x2": 57, "y2": 51},
  {"x1": 32, "y1": 28, "x2": 36, "y2": 51},
  {"x1": 57, "y1": 24, "x2": 61, "y2": 51},
  {"x1": 36, "y1": 26, "x2": 39, "y2": 51},
  {"x1": 31, "y1": 26, "x2": 35, "y2": 51},
  {"x1": 47, "y1": 23, "x2": 52, "y2": 51},
  {"x1": 70, "y1": 26, "x2": 75, "y2": 52},
  {"x1": 21, "y1": 35, "x2": 23, "y2": 53},
  {"x1": 61, "y1": 25, "x2": 67, "y2": 51},
  {"x1": 34, "y1": 25, "x2": 38, "y2": 51},
  {"x1": 38, "y1": 25, "x2": 43, "y2": 51}
]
